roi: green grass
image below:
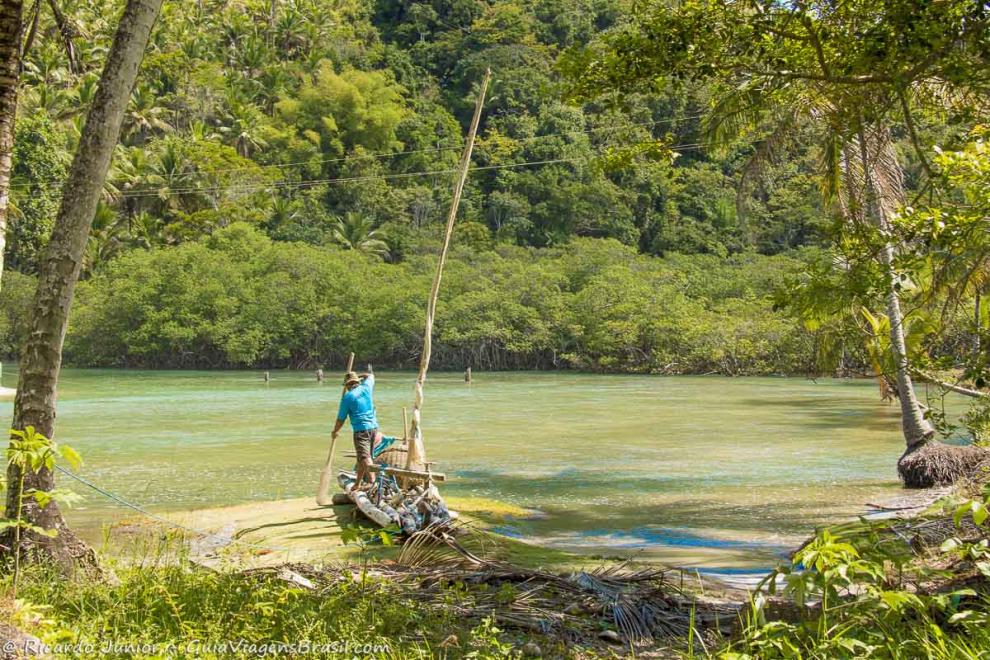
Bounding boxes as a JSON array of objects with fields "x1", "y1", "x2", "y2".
[
  {"x1": 5, "y1": 562, "x2": 550, "y2": 659},
  {"x1": 3, "y1": 525, "x2": 604, "y2": 660}
]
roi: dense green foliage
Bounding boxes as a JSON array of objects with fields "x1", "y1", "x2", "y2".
[
  {"x1": 1, "y1": 1, "x2": 983, "y2": 379},
  {"x1": 0, "y1": 0, "x2": 852, "y2": 373},
  {"x1": 1, "y1": 223, "x2": 814, "y2": 372},
  {"x1": 563, "y1": 0, "x2": 990, "y2": 444},
  {"x1": 2, "y1": 3, "x2": 989, "y2": 658},
  {"x1": 5, "y1": 0, "x2": 830, "y2": 269}
]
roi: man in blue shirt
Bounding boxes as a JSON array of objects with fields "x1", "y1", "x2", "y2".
[{"x1": 331, "y1": 370, "x2": 379, "y2": 490}]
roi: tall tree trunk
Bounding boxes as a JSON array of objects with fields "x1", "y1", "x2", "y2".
[
  {"x1": 856, "y1": 124, "x2": 934, "y2": 448},
  {"x1": 3, "y1": 0, "x2": 162, "y2": 572},
  {"x1": 19, "y1": 0, "x2": 39, "y2": 62},
  {"x1": 0, "y1": 1, "x2": 23, "y2": 388},
  {"x1": 45, "y1": 0, "x2": 78, "y2": 73},
  {"x1": 268, "y1": 0, "x2": 277, "y2": 46},
  {"x1": 879, "y1": 240, "x2": 934, "y2": 446},
  {"x1": 0, "y1": 0, "x2": 22, "y2": 287}
]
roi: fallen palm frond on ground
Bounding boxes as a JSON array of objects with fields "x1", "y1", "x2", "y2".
[{"x1": 241, "y1": 521, "x2": 739, "y2": 652}]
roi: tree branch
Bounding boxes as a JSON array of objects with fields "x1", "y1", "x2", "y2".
[
  {"x1": 898, "y1": 86, "x2": 934, "y2": 180},
  {"x1": 799, "y1": 11, "x2": 831, "y2": 79},
  {"x1": 911, "y1": 368, "x2": 990, "y2": 400},
  {"x1": 20, "y1": 0, "x2": 41, "y2": 62},
  {"x1": 744, "y1": 68, "x2": 894, "y2": 85},
  {"x1": 46, "y1": 0, "x2": 78, "y2": 74}
]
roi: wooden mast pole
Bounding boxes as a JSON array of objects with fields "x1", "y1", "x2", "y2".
[
  {"x1": 316, "y1": 351, "x2": 354, "y2": 505},
  {"x1": 406, "y1": 69, "x2": 491, "y2": 472}
]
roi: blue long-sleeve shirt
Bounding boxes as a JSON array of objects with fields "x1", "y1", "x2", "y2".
[{"x1": 337, "y1": 374, "x2": 378, "y2": 431}]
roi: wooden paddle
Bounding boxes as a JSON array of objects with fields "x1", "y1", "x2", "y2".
[{"x1": 316, "y1": 352, "x2": 354, "y2": 505}]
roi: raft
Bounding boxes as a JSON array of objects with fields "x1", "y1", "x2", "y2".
[{"x1": 337, "y1": 467, "x2": 450, "y2": 535}]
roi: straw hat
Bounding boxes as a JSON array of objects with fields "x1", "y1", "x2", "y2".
[{"x1": 343, "y1": 371, "x2": 361, "y2": 387}]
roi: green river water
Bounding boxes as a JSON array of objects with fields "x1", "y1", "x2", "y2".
[{"x1": 0, "y1": 368, "x2": 950, "y2": 575}]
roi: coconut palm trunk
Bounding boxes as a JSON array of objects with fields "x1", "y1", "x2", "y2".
[
  {"x1": 878, "y1": 241, "x2": 933, "y2": 446},
  {"x1": 3, "y1": 0, "x2": 163, "y2": 572},
  {"x1": 857, "y1": 123, "x2": 988, "y2": 487},
  {"x1": 0, "y1": 0, "x2": 22, "y2": 295},
  {"x1": 859, "y1": 132, "x2": 924, "y2": 428},
  {"x1": 856, "y1": 126, "x2": 934, "y2": 446}
]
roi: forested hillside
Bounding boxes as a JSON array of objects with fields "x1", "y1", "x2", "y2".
[{"x1": 0, "y1": 0, "x2": 925, "y2": 369}]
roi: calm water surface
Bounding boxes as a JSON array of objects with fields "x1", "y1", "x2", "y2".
[{"x1": 0, "y1": 368, "x2": 939, "y2": 572}]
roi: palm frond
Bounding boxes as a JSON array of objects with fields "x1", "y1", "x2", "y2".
[
  {"x1": 398, "y1": 520, "x2": 489, "y2": 568},
  {"x1": 864, "y1": 124, "x2": 905, "y2": 220},
  {"x1": 819, "y1": 132, "x2": 843, "y2": 205},
  {"x1": 835, "y1": 138, "x2": 866, "y2": 225},
  {"x1": 736, "y1": 116, "x2": 796, "y2": 217},
  {"x1": 702, "y1": 83, "x2": 770, "y2": 151}
]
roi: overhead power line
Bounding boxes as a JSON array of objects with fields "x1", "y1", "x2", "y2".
[
  {"x1": 8, "y1": 112, "x2": 704, "y2": 192},
  {"x1": 173, "y1": 112, "x2": 705, "y2": 179},
  {"x1": 110, "y1": 142, "x2": 706, "y2": 200}
]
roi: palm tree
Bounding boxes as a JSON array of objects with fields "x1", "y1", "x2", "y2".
[
  {"x1": 68, "y1": 73, "x2": 99, "y2": 112},
  {"x1": 274, "y1": 6, "x2": 306, "y2": 54},
  {"x1": 694, "y1": 5, "x2": 990, "y2": 487},
  {"x1": 151, "y1": 138, "x2": 203, "y2": 216},
  {"x1": 83, "y1": 201, "x2": 126, "y2": 275},
  {"x1": 126, "y1": 209, "x2": 162, "y2": 248},
  {"x1": 266, "y1": 194, "x2": 299, "y2": 232},
  {"x1": 234, "y1": 33, "x2": 268, "y2": 78},
  {"x1": 219, "y1": 94, "x2": 268, "y2": 157},
  {"x1": 44, "y1": 0, "x2": 79, "y2": 73},
  {"x1": 713, "y1": 102, "x2": 951, "y2": 485},
  {"x1": 330, "y1": 212, "x2": 389, "y2": 258},
  {"x1": 122, "y1": 83, "x2": 172, "y2": 144},
  {"x1": 253, "y1": 64, "x2": 293, "y2": 114},
  {"x1": 4, "y1": 0, "x2": 164, "y2": 573},
  {"x1": 187, "y1": 119, "x2": 220, "y2": 142}
]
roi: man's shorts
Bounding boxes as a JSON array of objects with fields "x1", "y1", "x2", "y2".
[{"x1": 353, "y1": 429, "x2": 380, "y2": 463}]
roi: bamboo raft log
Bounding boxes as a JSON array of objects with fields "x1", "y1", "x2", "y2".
[
  {"x1": 337, "y1": 468, "x2": 451, "y2": 535},
  {"x1": 339, "y1": 462, "x2": 447, "y2": 483}
]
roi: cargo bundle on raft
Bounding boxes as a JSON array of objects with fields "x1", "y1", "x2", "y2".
[{"x1": 336, "y1": 426, "x2": 452, "y2": 535}]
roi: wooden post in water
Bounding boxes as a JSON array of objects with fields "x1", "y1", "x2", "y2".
[
  {"x1": 402, "y1": 406, "x2": 409, "y2": 442},
  {"x1": 316, "y1": 352, "x2": 354, "y2": 505},
  {"x1": 465, "y1": 367, "x2": 472, "y2": 383},
  {"x1": 406, "y1": 69, "x2": 491, "y2": 472}
]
